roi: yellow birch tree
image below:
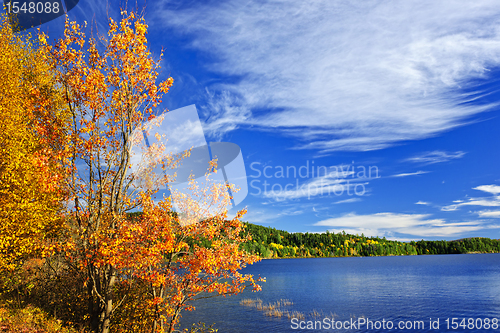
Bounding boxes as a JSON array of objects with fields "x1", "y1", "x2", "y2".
[{"x1": 0, "y1": 14, "x2": 69, "y2": 273}]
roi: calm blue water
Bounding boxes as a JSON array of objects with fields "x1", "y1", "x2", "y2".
[{"x1": 180, "y1": 254, "x2": 500, "y2": 332}]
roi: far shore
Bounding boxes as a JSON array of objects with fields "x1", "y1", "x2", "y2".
[{"x1": 258, "y1": 251, "x2": 500, "y2": 259}]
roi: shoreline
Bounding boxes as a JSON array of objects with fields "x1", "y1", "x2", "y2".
[{"x1": 258, "y1": 251, "x2": 500, "y2": 259}]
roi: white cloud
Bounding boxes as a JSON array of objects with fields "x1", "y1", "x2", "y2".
[
  {"x1": 314, "y1": 212, "x2": 493, "y2": 238},
  {"x1": 474, "y1": 185, "x2": 500, "y2": 194},
  {"x1": 416, "y1": 201, "x2": 430, "y2": 205},
  {"x1": 441, "y1": 184, "x2": 500, "y2": 211},
  {"x1": 242, "y1": 208, "x2": 277, "y2": 224},
  {"x1": 242, "y1": 204, "x2": 310, "y2": 223},
  {"x1": 442, "y1": 199, "x2": 500, "y2": 211},
  {"x1": 405, "y1": 151, "x2": 466, "y2": 164},
  {"x1": 154, "y1": 0, "x2": 500, "y2": 152},
  {"x1": 277, "y1": 209, "x2": 304, "y2": 216},
  {"x1": 385, "y1": 237, "x2": 423, "y2": 242},
  {"x1": 391, "y1": 171, "x2": 429, "y2": 177},
  {"x1": 260, "y1": 172, "x2": 368, "y2": 201},
  {"x1": 200, "y1": 89, "x2": 251, "y2": 139},
  {"x1": 334, "y1": 198, "x2": 362, "y2": 204},
  {"x1": 477, "y1": 210, "x2": 500, "y2": 218},
  {"x1": 326, "y1": 228, "x2": 381, "y2": 238}
]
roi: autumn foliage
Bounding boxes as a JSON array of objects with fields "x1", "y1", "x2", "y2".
[
  {"x1": 0, "y1": 10, "x2": 261, "y2": 333},
  {"x1": 0, "y1": 14, "x2": 68, "y2": 272}
]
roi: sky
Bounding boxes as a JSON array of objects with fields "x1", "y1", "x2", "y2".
[{"x1": 8, "y1": 0, "x2": 500, "y2": 241}]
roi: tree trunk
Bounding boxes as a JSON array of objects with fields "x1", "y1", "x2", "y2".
[
  {"x1": 100, "y1": 297, "x2": 112, "y2": 333},
  {"x1": 87, "y1": 264, "x2": 116, "y2": 333},
  {"x1": 100, "y1": 265, "x2": 116, "y2": 333}
]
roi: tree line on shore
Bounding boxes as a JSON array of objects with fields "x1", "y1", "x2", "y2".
[{"x1": 241, "y1": 223, "x2": 500, "y2": 258}]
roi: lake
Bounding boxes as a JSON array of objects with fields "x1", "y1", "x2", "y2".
[{"x1": 180, "y1": 254, "x2": 500, "y2": 332}]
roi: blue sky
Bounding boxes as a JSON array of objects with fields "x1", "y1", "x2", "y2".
[{"x1": 11, "y1": 0, "x2": 500, "y2": 240}]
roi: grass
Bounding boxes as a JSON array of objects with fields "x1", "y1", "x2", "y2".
[
  {"x1": 286, "y1": 311, "x2": 305, "y2": 320},
  {"x1": 240, "y1": 298, "x2": 313, "y2": 320}
]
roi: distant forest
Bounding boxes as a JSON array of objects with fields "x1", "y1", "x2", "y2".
[{"x1": 241, "y1": 223, "x2": 500, "y2": 258}]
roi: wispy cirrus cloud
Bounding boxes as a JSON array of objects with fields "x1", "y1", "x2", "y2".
[
  {"x1": 154, "y1": 0, "x2": 500, "y2": 152},
  {"x1": 259, "y1": 169, "x2": 370, "y2": 201},
  {"x1": 391, "y1": 170, "x2": 429, "y2": 177},
  {"x1": 441, "y1": 184, "x2": 500, "y2": 211},
  {"x1": 199, "y1": 89, "x2": 251, "y2": 140},
  {"x1": 261, "y1": 176, "x2": 368, "y2": 201},
  {"x1": 314, "y1": 212, "x2": 496, "y2": 238},
  {"x1": 334, "y1": 198, "x2": 362, "y2": 204},
  {"x1": 404, "y1": 150, "x2": 466, "y2": 164},
  {"x1": 477, "y1": 210, "x2": 500, "y2": 218},
  {"x1": 241, "y1": 203, "x2": 311, "y2": 224},
  {"x1": 474, "y1": 185, "x2": 500, "y2": 194},
  {"x1": 416, "y1": 201, "x2": 430, "y2": 205}
]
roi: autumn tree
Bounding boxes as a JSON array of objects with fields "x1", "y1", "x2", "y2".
[
  {"x1": 0, "y1": 13, "x2": 69, "y2": 274},
  {"x1": 109, "y1": 181, "x2": 261, "y2": 333},
  {"x1": 37, "y1": 10, "x2": 261, "y2": 333}
]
